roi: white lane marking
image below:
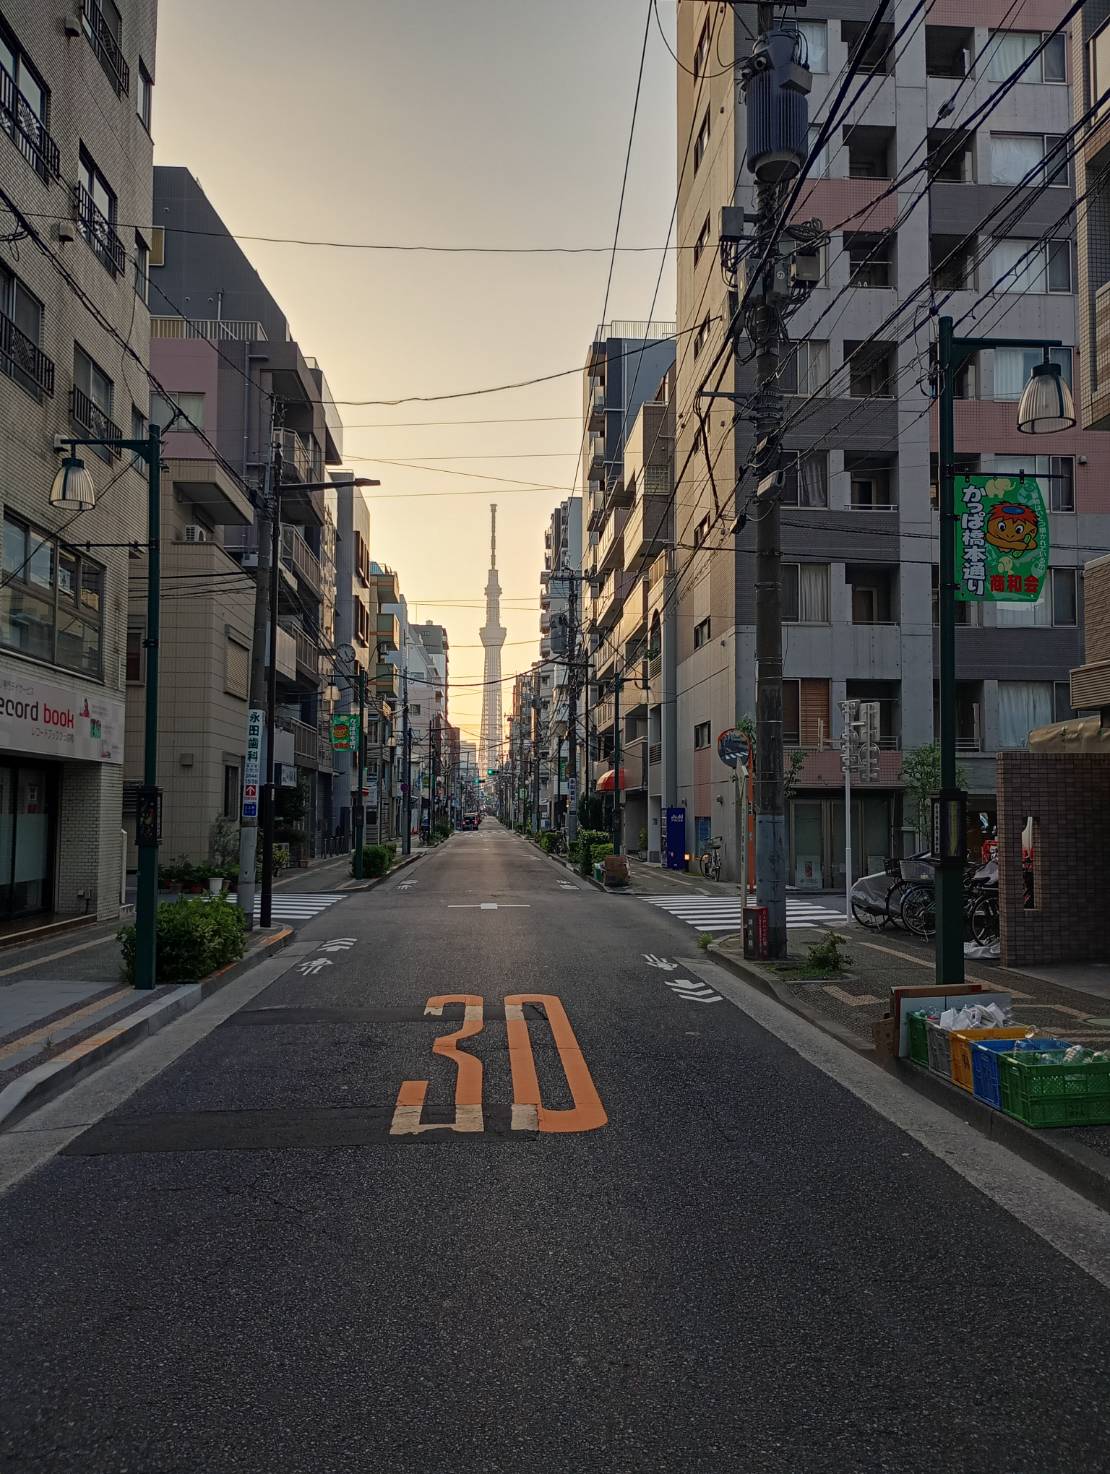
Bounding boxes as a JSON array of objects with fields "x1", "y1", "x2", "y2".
[
  {"x1": 643, "y1": 895, "x2": 844, "y2": 932},
  {"x1": 446, "y1": 904, "x2": 531, "y2": 911},
  {"x1": 681, "y1": 955, "x2": 1110, "y2": 1294},
  {"x1": 678, "y1": 994, "x2": 724, "y2": 1004},
  {"x1": 298, "y1": 958, "x2": 332, "y2": 976},
  {"x1": 319, "y1": 938, "x2": 357, "y2": 953},
  {"x1": 643, "y1": 954, "x2": 678, "y2": 971},
  {"x1": 253, "y1": 892, "x2": 348, "y2": 920}
]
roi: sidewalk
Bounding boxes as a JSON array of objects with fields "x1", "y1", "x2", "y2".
[{"x1": 709, "y1": 920, "x2": 1110, "y2": 1189}]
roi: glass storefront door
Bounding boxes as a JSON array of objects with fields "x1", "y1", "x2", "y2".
[{"x1": 0, "y1": 763, "x2": 55, "y2": 917}]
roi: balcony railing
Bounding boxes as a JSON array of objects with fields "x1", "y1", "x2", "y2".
[
  {"x1": 598, "y1": 320, "x2": 676, "y2": 342},
  {"x1": 150, "y1": 317, "x2": 268, "y2": 343},
  {"x1": 71, "y1": 386, "x2": 121, "y2": 451},
  {"x1": 289, "y1": 718, "x2": 319, "y2": 768},
  {"x1": 317, "y1": 733, "x2": 333, "y2": 772},
  {"x1": 0, "y1": 311, "x2": 54, "y2": 398},
  {"x1": 281, "y1": 524, "x2": 323, "y2": 595},
  {"x1": 0, "y1": 66, "x2": 59, "y2": 180},
  {"x1": 82, "y1": 0, "x2": 130, "y2": 96},
  {"x1": 73, "y1": 183, "x2": 124, "y2": 277},
  {"x1": 279, "y1": 623, "x2": 319, "y2": 680},
  {"x1": 280, "y1": 430, "x2": 323, "y2": 483}
]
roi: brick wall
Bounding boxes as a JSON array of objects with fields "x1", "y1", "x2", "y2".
[{"x1": 998, "y1": 750, "x2": 1110, "y2": 964}]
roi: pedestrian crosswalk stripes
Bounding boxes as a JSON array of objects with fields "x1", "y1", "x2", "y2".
[
  {"x1": 252, "y1": 892, "x2": 347, "y2": 921},
  {"x1": 642, "y1": 894, "x2": 844, "y2": 933}
]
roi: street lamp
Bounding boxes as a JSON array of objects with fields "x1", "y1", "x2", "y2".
[
  {"x1": 52, "y1": 426, "x2": 162, "y2": 989},
  {"x1": 935, "y1": 317, "x2": 1074, "y2": 986},
  {"x1": 259, "y1": 474, "x2": 378, "y2": 925}
]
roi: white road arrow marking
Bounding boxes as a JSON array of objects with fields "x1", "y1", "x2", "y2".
[
  {"x1": 679, "y1": 993, "x2": 723, "y2": 1004},
  {"x1": 643, "y1": 954, "x2": 677, "y2": 971},
  {"x1": 298, "y1": 958, "x2": 333, "y2": 976},
  {"x1": 320, "y1": 938, "x2": 357, "y2": 953}
]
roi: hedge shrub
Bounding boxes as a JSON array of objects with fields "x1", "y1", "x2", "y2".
[
  {"x1": 119, "y1": 895, "x2": 247, "y2": 986},
  {"x1": 354, "y1": 843, "x2": 393, "y2": 878},
  {"x1": 577, "y1": 828, "x2": 609, "y2": 876}
]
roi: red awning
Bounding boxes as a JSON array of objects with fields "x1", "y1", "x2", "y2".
[{"x1": 595, "y1": 767, "x2": 626, "y2": 793}]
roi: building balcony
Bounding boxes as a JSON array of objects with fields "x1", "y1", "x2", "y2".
[
  {"x1": 273, "y1": 626, "x2": 296, "y2": 682},
  {"x1": 317, "y1": 731, "x2": 334, "y2": 773},
  {"x1": 374, "y1": 661, "x2": 398, "y2": 697},
  {"x1": 0, "y1": 311, "x2": 54, "y2": 399},
  {"x1": 588, "y1": 434, "x2": 605, "y2": 481},
  {"x1": 168, "y1": 458, "x2": 253, "y2": 526},
  {"x1": 376, "y1": 611, "x2": 400, "y2": 652},
  {"x1": 1088, "y1": 281, "x2": 1110, "y2": 432},
  {"x1": 624, "y1": 487, "x2": 673, "y2": 566},
  {"x1": 593, "y1": 569, "x2": 634, "y2": 632},
  {"x1": 281, "y1": 524, "x2": 323, "y2": 596},
  {"x1": 596, "y1": 509, "x2": 623, "y2": 572},
  {"x1": 649, "y1": 740, "x2": 662, "y2": 767},
  {"x1": 73, "y1": 183, "x2": 125, "y2": 277},
  {"x1": 289, "y1": 718, "x2": 320, "y2": 769},
  {"x1": 278, "y1": 623, "x2": 319, "y2": 682},
  {"x1": 70, "y1": 387, "x2": 121, "y2": 453},
  {"x1": 623, "y1": 736, "x2": 646, "y2": 792},
  {"x1": 151, "y1": 316, "x2": 268, "y2": 343},
  {"x1": 0, "y1": 65, "x2": 60, "y2": 181},
  {"x1": 280, "y1": 430, "x2": 323, "y2": 484},
  {"x1": 82, "y1": 0, "x2": 130, "y2": 96},
  {"x1": 588, "y1": 383, "x2": 605, "y2": 433},
  {"x1": 1071, "y1": 660, "x2": 1110, "y2": 712},
  {"x1": 372, "y1": 567, "x2": 400, "y2": 605}
]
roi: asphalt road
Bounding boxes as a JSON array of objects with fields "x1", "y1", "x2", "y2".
[{"x1": 2, "y1": 820, "x2": 1110, "y2": 1472}]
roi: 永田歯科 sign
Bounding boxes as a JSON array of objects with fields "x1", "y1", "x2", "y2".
[
  {"x1": 0, "y1": 671, "x2": 123, "y2": 763},
  {"x1": 955, "y1": 474, "x2": 1049, "y2": 603}
]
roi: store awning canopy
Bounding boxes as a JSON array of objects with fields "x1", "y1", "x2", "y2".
[{"x1": 595, "y1": 767, "x2": 626, "y2": 792}]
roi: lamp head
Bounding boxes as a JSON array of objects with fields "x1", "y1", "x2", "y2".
[
  {"x1": 50, "y1": 454, "x2": 96, "y2": 510},
  {"x1": 1017, "y1": 354, "x2": 1076, "y2": 435}
]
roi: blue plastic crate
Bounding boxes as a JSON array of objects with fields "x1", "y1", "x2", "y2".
[{"x1": 970, "y1": 1038, "x2": 1070, "y2": 1110}]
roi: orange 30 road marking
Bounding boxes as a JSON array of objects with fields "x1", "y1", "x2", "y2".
[
  {"x1": 390, "y1": 994, "x2": 485, "y2": 1135},
  {"x1": 504, "y1": 993, "x2": 608, "y2": 1134}
]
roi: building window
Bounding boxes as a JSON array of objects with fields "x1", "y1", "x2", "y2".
[
  {"x1": 410, "y1": 703, "x2": 421, "y2": 716},
  {"x1": 1093, "y1": 24, "x2": 1110, "y2": 127},
  {"x1": 997, "y1": 681, "x2": 1053, "y2": 748},
  {"x1": 72, "y1": 345, "x2": 117, "y2": 460},
  {"x1": 693, "y1": 616, "x2": 711, "y2": 649},
  {"x1": 354, "y1": 597, "x2": 371, "y2": 644},
  {"x1": 0, "y1": 18, "x2": 55, "y2": 181},
  {"x1": 137, "y1": 61, "x2": 153, "y2": 132},
  {"x1": 990, "y1": 454, "x2": 1074, "y2": 513},
  {"x1": 796, "y1": 20, "x2": 828, "y2": 73},
  {"x1": 782, "y1": 678, "x2": 831, "y2": 748},
  {"x1": 692, "y1": 315, "x2": 711, "y2": 360},
  {"x1": 130, "y1": 405, "x2": 147, "y2": 469},
  {"x1": 987, "y1": 30, "x2": 1066, "y2": 85},
  {"x1": 843, "y1": 19, "x2": 894, "y2": 74},
  {"x1": 993, "y1": 347, "x2": 1071, "y2": 400},
  {"x1": 693, "y1": 18, "x2": 711, "y2": 78},
  {"x1": 807, "y1": 126, "x2": 830, "y2": 178},
  {"x1": 849, "y1": 462, "x2": 896, "y2": 509},
  {"x1": 224, "y1": 636, "x2": 249, "y2": 699},
  {"x1": 82, "y1": 0, "x2": 129, "y2": 95},
  {"x1": 150, "y1": 390, "x2": 205, "y2": 432},
  {"x1": 691, "y1": 512, "x2": 712, "y2": 548},
  {"x1": 0, "y1": 513, "x2": 104, "y2": 676},
  {"x1": 134, "y1": 232, "x2": 150, "y2": 302},
  {"x1": 76, "y1": 145, "x2": 122, "y2": 276},
  {"x1": 223, "y1": 764, "x2": 240, "y2": 819},
  {"x1": 1052, "y1": 568, "x2": 1077, "y2": 626},
  {"x1": 693, "y1": 214, "x2": 711, "y2": 270},
  {"x1": 846, "y1": 232, "x2": 895, "y2": 289},
  {"x1": 694, "y1": 110, "x2": 710, "y2": 172},
  {"x1": 782, "y1": 563, "x2": 830, "y2": 623},
  {"x1": 846, "y1": 342, "x2": 896, "y2": 398},
  {"x1": 990, "y1": 235, "x2": 1071, "y2": 294},
  {"x1": 694, "y1": 721, "x2": 712, "y2": 750},
  {"x1": 125, "y1": 629, "x2": 143, "y2": 683},
  {"x1": 990, "y1": 133, "x2": 1069, "y2": 187},
  {"x1": 149, "y1": 225, "x2": 165, "y2": 267},
  {"x1": 0, "y1": 263, "x2": 50, "y2": 400},
  {"x1": 781, "y1": 451, "x2": 828, "y2": 508},
  {"x1": 781, "y1": 339, "x2": 830, "y2": 396}
]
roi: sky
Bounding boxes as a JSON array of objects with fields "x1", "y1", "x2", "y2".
[{"x1": 153, "y1": 0, "x2": 681, "y2": 744}]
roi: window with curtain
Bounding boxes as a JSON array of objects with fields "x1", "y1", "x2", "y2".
[
  {"x1": 993, "y1": 347, "x2": 1071, "y2": 400},
  {"x1": 990, "y1": 453, "x2": 1074, "y2": 512},
  {"x1": 1094, "y1": 24, "x2": 1110, "y2": 126},
  {"x1": 990, "y1": 133, "x2": 1043, "y2": 185},
  {"x1": 797, "y1": 21, "x2": 827, "y2": 73},
  {"x1": 782, "y1": 452, "x2": 829, "y2": 507},
  {"x1": 799, "y1": 564, "x2": 829, "y2": 622},
  {"x1": 997, "y1": 682, "x2": 1053, "y2": 747},
  {"x1": 994, "y1": 594, "x2": 1050, "y2": 627},
  {"x1": 988, "y1": 31, "x2": 1039, "y2": 81},
  {"x1": 989, "y1": 239, "x2": 1070, "y2": 295}
]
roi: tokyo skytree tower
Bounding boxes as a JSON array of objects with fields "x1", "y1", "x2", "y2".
[{"x1": 478, "y1": 503, "x2": 507, "y2": 774}]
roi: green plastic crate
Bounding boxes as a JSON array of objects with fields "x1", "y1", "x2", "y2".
[
  {"x1": 998, "y1": 1052, "x2": 1110, "y2": 1128},
  {"x1": 907, "y1": 1011, "x2": 930, "y2": 1067}
]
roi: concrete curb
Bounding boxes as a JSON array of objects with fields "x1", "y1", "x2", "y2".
[
  {"x1": 339, "y1": 850, "x2": 423, "y2": 893},
  {"x1": 0, "y1": 925, "x2": 294, "y2": 1131},
  {"x1": 709, "y1": 939, "x2": 1110, "y2": 1213}
]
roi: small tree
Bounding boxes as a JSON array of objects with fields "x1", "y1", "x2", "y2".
[
  {"x1": 209, "y1": 814, "x2": 239, "y2": 869},
  {"x1": 901, "y1": 743, "x2": 968, "y2": 847}
]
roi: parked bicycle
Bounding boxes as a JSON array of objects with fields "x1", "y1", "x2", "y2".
[{"x1": 699, "y1": 837, "x2": 723, "y2": 882}]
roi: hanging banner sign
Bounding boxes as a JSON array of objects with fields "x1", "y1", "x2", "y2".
[
  {"x1": 954, "y1": 474, "x2": 1048, "y2": 603},
  {"x1": 330, "y1": 713, "x2": 359, "y2": 751}
]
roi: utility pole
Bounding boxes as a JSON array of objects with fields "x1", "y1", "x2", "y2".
[
  {"x1": 611, "y1": 673, "x2": 622, "y2": 854},
  {"x1": 353, "y1": 666, "x2": 367, "y2": 876},
  {"x1": 738, "y1": 6, "x2": 814, "y2": 958},
  {"x1": 566, "y1": 573, "x2": 579, "y2": 846},
  {"x1": 259, "y1": 440, "x2": 284, "y2": 928},
  {"x1": 237, "y1": 410, "x2": 278, "y2": 926},
  {"x1": 402, "y1": 667, "x2": 411, "y2": 855},
  {"x1": 532, "y1": 688, "x2": 541, "y2": 832}
]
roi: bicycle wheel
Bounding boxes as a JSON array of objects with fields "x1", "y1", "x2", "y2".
[
  {"x1": 970, "y1": 893, "x2": 1000, "y2": 947},
  {"x1": 851, "y1": 897, "x2": 888, "y2": 931},
  {"x1": 900, "y1": 884, "x2": 936, "y2": 939}
]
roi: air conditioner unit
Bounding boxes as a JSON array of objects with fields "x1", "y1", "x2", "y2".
[{"x1": 184, "y1": 524, "x2": 209, "y2": 543}]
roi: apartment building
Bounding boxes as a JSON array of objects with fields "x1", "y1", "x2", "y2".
[
  {"x1": 385, "y1": 596, "x2": 437, "y2": 844},
  {"x1": 539, "y1": 495, "x2": 581, "y2": 828},
  {"x1": 578, "y1": 324, "x2": 676, "y2": 834},
  {"x1": 671, "y1": 1, "x2": 1104, "y2": 888},
  {"x1": 0, "y1": 1, "x2": 157, "y2": 923},
  {"x1": 1074, "y1": 5, "x2": 1110, "y2": 431},
  {"x1": 129, "y1": 167, "x2": 345, "y2": 861}
]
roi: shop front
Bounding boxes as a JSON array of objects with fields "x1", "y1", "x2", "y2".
[
  {"x1": 0, "y1": 667, "x2": 124, "y2": 920},
  {"x1": 790, "y1": 792, "x2": 897, "y2": 892}
]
